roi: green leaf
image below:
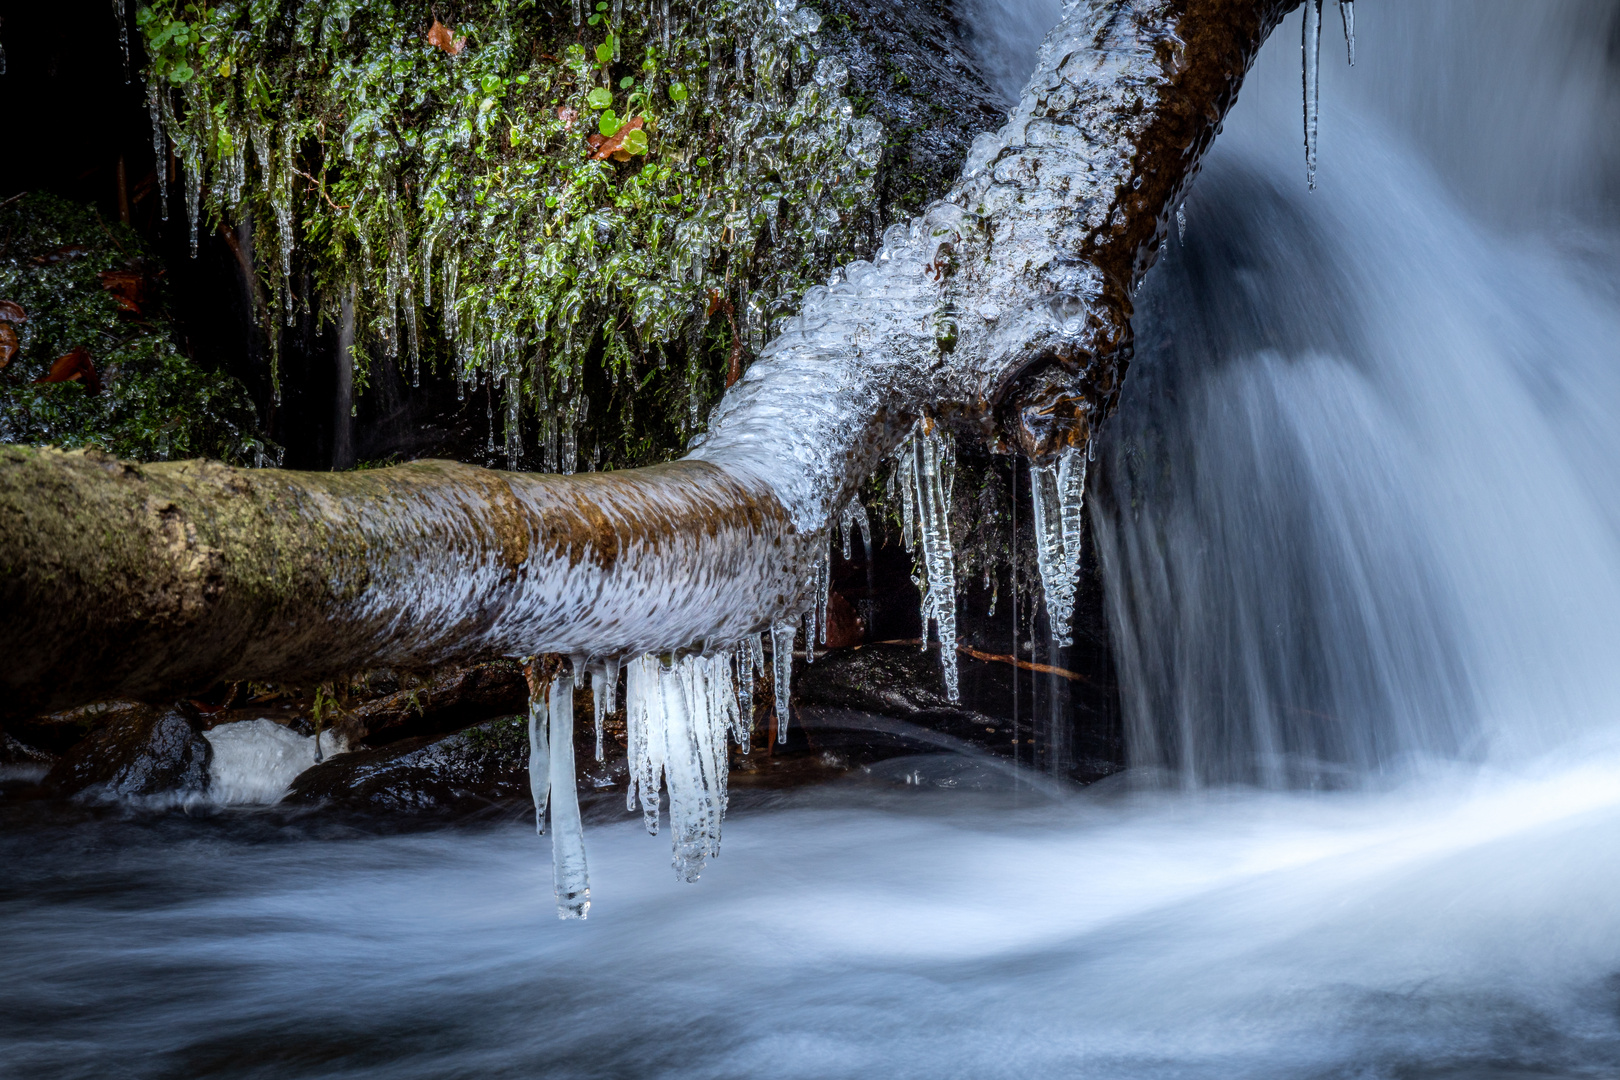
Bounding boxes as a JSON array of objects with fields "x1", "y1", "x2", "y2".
[
  {"x1": 598, "y1": 110, "x2": 620, "y2": 137},
  {"x1": 622, "y1": 128, "x2": 648, "y2": 155},
  {"x1": 586, "y1": 87, "x2": 612, "y2": 109},
  {"x1": 668, "y1": 81, "x2": 687, "y2": 102},
  {"x1": 481, "y1": 73, "x2": 503, "y2": 94},
  {"x1": 168, "y1": 62, "x2": 194, "y2": 83},
  {"x1": 588, "y1": 13, "x2": 601, "y2": 25},
  {"x1": 594, "y1": 40, "x2": 613, "y2": 65},
  {"x1": 619, "y1": 76, "x2": 634, "y2": 89},
  {"x1": 695, "y1": 156, "x2": 710, "y2": 167}
]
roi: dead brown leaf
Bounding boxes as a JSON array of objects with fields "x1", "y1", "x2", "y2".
[
  {"x1": 34, "y1": 347, "x2": 100, "y2": 394},
  {"x1": 426, "y1": 19, "x2": 466, "y2": 55},
  {"x1": 556, "y1": 105, "x2": 578, "y2": 130},
  {"x1": 98, "y1": 269, "x2": 148, "y2": 314},
  {"x1": 0, "y1": 300, "x2": 26, "y2": 323},
  {"x1": 590, "y1": 115, "x2": 644, "y2": 161},
  {"x1": 0, "y1": 324, "x2": 17, "y2": 369}
]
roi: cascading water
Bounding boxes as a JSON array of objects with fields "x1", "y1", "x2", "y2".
[{"x1": 8, "y1": 4, "x2": 1620, "y2": 1077}]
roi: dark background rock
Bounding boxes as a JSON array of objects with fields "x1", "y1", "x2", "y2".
[
  {"x1": 329, "y1": 662, "x2": 529, "y2": 749},
  {"x1": 284, "y1": 715, "x2": 535, "y2": 817},
  {"x1": 43, "y1": 705, "x2": 211, "y2": 799}
]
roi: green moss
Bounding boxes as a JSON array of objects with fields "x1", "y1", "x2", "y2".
[
  {"x1": 136, "y1": 0, "x2": 883, "y2": 466},
  {"x1": 0, "y1": 194, "x2": 264, "y2": 464}
]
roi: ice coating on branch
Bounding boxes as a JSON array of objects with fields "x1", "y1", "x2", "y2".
[
  {"x1": 549, "y1": 671, "x2": 590, "y2": 917},
  {"x1": 624, "y1": 652, "x2": 741, "y2": 880},
  {"x1": 1303, "y1": 0, "x2": 1322, "y2": 190},
  {"x1": 896, "y1": 423, "x2": 960, "y2": 701},
  {"x1": 1028, "y1": 444, "x2": 1088, "y2": 648}
]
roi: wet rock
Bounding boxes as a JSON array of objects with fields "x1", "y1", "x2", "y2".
[
  {"x1": 7, "y1": 700, "x2": 152, "y2": 755},
  {"x1": 285, "y1": 715, "x2": 536, "y2": 816},
  {"x1": 43, "y1": 705, "x2": 211, "y2": 799},
  {"x1": 329, "y1": 661, "x2": 529, "y2": 749}
]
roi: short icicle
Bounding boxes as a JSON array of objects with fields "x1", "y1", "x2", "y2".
[
  {"x1": 549, "y1": 663, "x2": 590, "y2": 919},
  {"x1": 1340, "y1": 0, "x2": 1355, "y2": 66}
]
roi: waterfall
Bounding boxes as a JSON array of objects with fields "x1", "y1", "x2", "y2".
[{"x1": 1085, "y1": 0, "x2": 1620, "y2": 785}]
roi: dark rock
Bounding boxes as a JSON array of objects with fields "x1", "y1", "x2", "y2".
[
  {"x1": 43, "y1": 705, "x2": 212, "y2": 799},
  {"x1": 7, "y1": 699, "x2": 152, "y2": 755},
  {"x1": 285, "y1": 715, "x2": 536, "y2": 816},
  {"x1": 329, "y1": 661, "x2": 529, "y2": 749}
]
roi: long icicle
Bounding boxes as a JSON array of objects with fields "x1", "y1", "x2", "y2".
[
  {"x1": 525, "y1": 658, "x2": 551, "y2": 835},
  {"x1": 1303, "y1": 0, "x2": 1323, "y2": 190},
  {"x1": 550, "y1": 663, "x2": 590, "y2": 918},
  {"x1": 1340, "y1": 0, "x2": 1355, "y2": 66},
  {"x1": 771, "y1": 620, "x2": 796, "y2": 743}
]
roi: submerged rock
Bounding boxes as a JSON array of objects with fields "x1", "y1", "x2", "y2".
[
  {"x1": 285, "y1": 715, "x2": 535, "y2": 816},
  {"x1": 42, "y1": 705, "x2": 211, "y2": 799}
]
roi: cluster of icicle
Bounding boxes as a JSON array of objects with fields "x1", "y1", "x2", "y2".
[
  {"x1": 523, "y1": 641, "x2": 763, "y2": 917},
  {"x1": 1303, "y1": 0, "x2": 1357, "y2": 189},
  {"x1": 889, "y1": 420, "x2": 961, "y2": 701}
]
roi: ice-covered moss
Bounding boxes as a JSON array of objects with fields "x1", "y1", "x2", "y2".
[
  {"x1": 137, "y1": 0, "x2": 883, "y2": 467},
  {"x1": 0, "y1": 194, "x2": 264, "y2": 464}
]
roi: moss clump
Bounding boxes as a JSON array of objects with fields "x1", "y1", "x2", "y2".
[
  {"x1": 0, "y1": 193, "x2": 264, "y2": 464},
  {"x1": 137, "y1": 0, "x2": 883, "y2": 466}
]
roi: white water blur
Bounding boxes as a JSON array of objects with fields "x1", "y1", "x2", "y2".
[{"x1": 1093, "y1": 0, "x2": 1620, "y2": 784}]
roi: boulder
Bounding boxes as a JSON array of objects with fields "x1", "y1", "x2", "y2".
[
  {"x1": 43, "y1": 704, "x2": 211, "y2": 799},
  {"x1": 285, "y1": 714, "x2": 535, "y2": 816}
]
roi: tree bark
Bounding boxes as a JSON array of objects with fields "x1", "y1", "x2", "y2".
[{"x1": 0, "y1": 0, "x2": 1299, "y2": 717}]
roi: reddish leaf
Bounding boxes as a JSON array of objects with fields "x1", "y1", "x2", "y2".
[
  {"x1": 34, "y1": 348, "x2": 100, "y2": 395},
  {"x1": 586, "y1": 133, "x2": 606, "y2": 152},
  {"x1": 590, "y1": 115, "x2": 644, "y2": 161},
  {"x1": 556, "y1": 105, "x2": 578, "y2": 130},
  {"x1": 0, "y1": 300, "x2": 26, "y2": 323},
  {"x1": 99, "y1": 269, "x2": 149, "y2": 314},
  {"x1": 0, "y1": 324, "x2": 16, "y2": 369},
  {"x1": 426, "y1": 19, "x2": 466, "y2": 55}
]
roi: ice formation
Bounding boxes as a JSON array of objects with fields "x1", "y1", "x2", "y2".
[
  {"x1": 549, "y1": 667, "x2": 590, "y2": 918},
  {"x1": 894, "y1": 422, "x2": 960, "y2": 701},
  {"x1": 625, "y1": 651, "x2": 749, "y2": 881},
  {"x1": 1028, "y1": 444, "x2": 1088, "y2": 648}
]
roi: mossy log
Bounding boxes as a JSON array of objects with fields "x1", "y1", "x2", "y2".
[{"x1": 1, "y1": 0, "x2": 1298, "y2": 716}]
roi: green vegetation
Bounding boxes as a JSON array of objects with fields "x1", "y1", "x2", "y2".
[
  {"x1": 136, "y1": 0, "x2": 882, "y2": 465},
  {"x1": 0, "y1": 193, "x2": 263, "y2": 464}
]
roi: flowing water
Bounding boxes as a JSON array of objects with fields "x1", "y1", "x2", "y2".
[{"x1": 8, "y1": 3, "x2": 1620, "y2": 1077}]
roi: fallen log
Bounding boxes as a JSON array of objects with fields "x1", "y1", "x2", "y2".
[{"x1": 1, "y1": 0, "x2": 1300, "y2": 718}]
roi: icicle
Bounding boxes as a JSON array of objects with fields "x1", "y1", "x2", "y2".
[
  {"x1": 816, "y1": 554, "x2": 830, "y2": 645},
  {"x1": 735, "y1": 638, "x2": 755, "y2": 754},
  {"x1": 147, "y1": 84, "x2": 168, "y2": 221},
  {"x1": 802, "y1": 607, "x2": 816, "y2": 663},
  {"x1": 1340, "y1": 0, "x2": 1355, "y2": 66},
  {"x1": 571, "y1": 0, "x2": 582, "y2": 25},
  {"x1": 504, "y1": 371, "x2": 522, "y2": 469},
  {"x1": 113, "y1": 0, "x2": 128, "y2": 82},
  {"x1": 549, "y1": 668, "x2": 590, "y2": 918},
  {"x1": 591, "y1": 666, "x2": 607, "y2": 761},
  {"x1": 771, "y1": 620, "x2": 796, "y2": 743},
  {"x1": 526, "y1": 664, "x2": 551, "y2": 834},
  {"x1": 1302, "y1": 0, "x2": 1322, "y2": 190},
  {"x1": 625, "y1": 655, "x2": 663, "y2": 832},
  {"x1": 914, "y1": 427, "x2": 960, "y2": 701},
  {"x1": 1027, "y1": 444, "x2": 1088, "y2": 649},
  {"x1": 1176, "y1": 203, "x2": 1187, "y2": 243}
]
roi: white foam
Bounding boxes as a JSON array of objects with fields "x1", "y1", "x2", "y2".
[{"x1": 204, "y1": 718, "x2": 346, "y2": 805}]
